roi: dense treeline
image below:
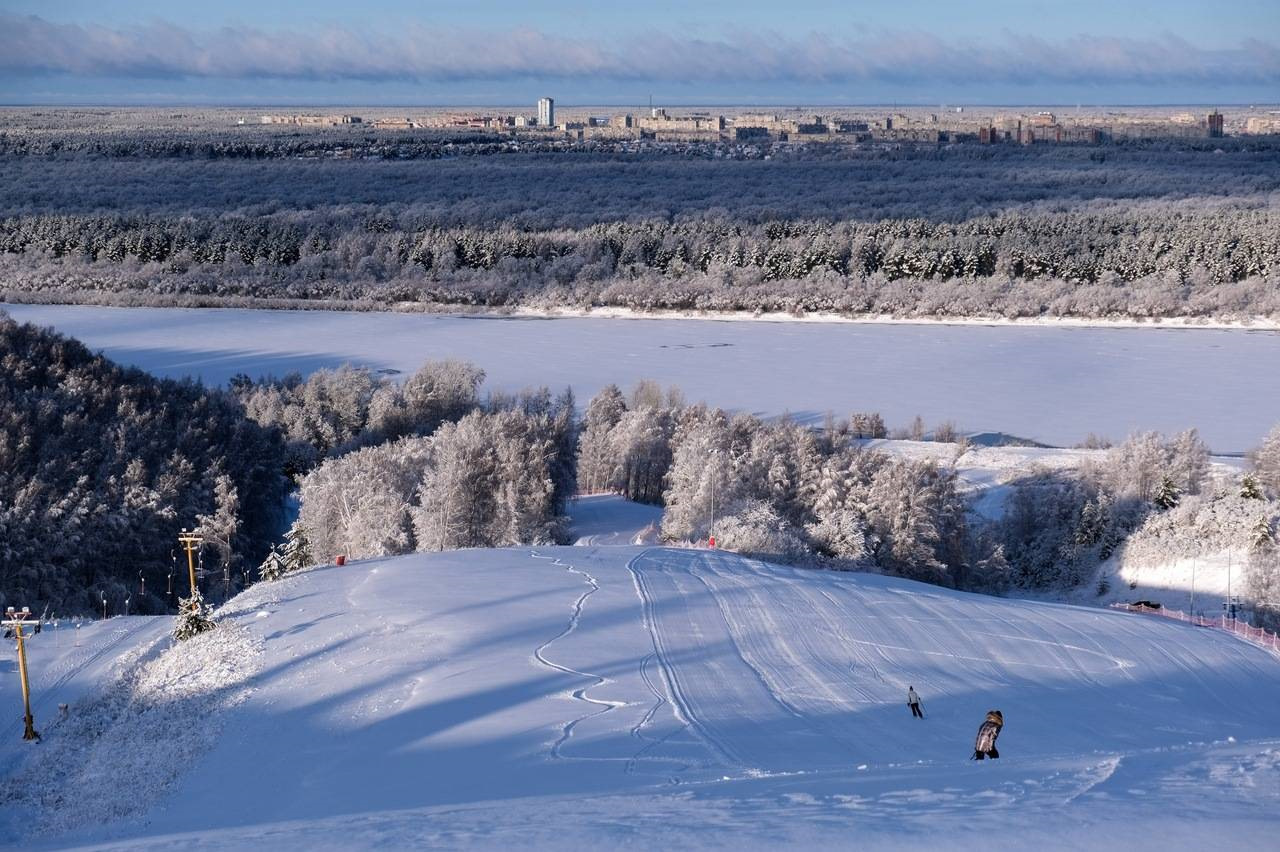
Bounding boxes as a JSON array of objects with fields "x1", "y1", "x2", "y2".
[
  {"x1": 0, "y1": 315, "x2": 290, "y2": 616},
  {"x1": 574, "y1": 384, "x2": 1001, "y2": 587},
  {"x1": 232, "y1": 360, "x2": 486, "y2": 472},
  {"x1": 297, "y1": 389, "x2": 577, "y2": 560},
  {"x1": 5, "y1": 127, "x2": 1278, "y2": 320},
  {"x1": 5, "y1": 147, "x2": 1277, "y2": 224},
  {"x1": 997, "y1": 430, "x2": 1211, "y2": 588},
  {"x1": 4, "y1": 207, "x2": 1275, "y2": 283},
  {"x1": 3, "y1": 205, "x2": 1278, "y2": 320}
]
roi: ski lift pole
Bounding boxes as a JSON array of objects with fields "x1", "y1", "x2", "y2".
[
  {"x1": 178, "y1": 528, "x2": 203, "y2": 601},
  {"x1": 4, "y1": 606, "x2": 40, "y2": 741}
]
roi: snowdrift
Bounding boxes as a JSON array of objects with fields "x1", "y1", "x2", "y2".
[{"x1": 3, "y1": 546, "x2": 1279, "y2": 849}]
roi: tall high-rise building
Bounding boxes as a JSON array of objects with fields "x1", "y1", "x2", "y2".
[
  {"x1": 537, "y1": 97, "x2": 555, "y2": 128},
  {"x1": 1207, "y1": 110, "x2": 1224, "y2": 138}
]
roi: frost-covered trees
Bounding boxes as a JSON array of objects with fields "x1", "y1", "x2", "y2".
[
  {"x1": 281, "y1": 520, "x2": 313, "y2": 573},
  {"x1": 6, "y1": 125, "x2": 1280, "y2": 321},
  {"x1": 1242, "y1": 474, "x2": 1264, "y2": 500},
  {"x1": 297, "y1": 396, "x2": 575, "y2": 560},
  {"x1": 865, "y1": 459, "x2": 965, "y2": 584},
  {"x1": 1252, "y1": 425, "x2": 1280, "y2": 498},
  {"x1": 1246, "y1": 514, "x2": 1280, "y2": 631},
  {"x1": 258, "y1": 520, "x2": 312, "y2": 581},
  {"x1": 1000, "y1": 471, "x2": 1102, "y2": 588},
  {"x1": 1154, "y1": 476, "x2": 1181, "y2": 510},
  {"x1": 714, "y1": 501, "x2": 808, "y2": 563},
  {"x1": 1251, "y1": 515, "x2": 1275, "y2": 552},
  {"x1": 660, "y1": 415, "x2": 737, "y2": 543},
  {"x1": 298, "y1": 437, "x2": 433, "y2": 560},
  {"x1": 1096, "y1": 430, "x2": 1209, "y2": 504},
  {"x1": 0, "y1": 315, "x2": 288, "y2": 616},
  {"x1": 849, "y1": 412, "x2": 887, "y2": 440},
  {"x1": 576, "y1": 385, "x2": 627, "y2": 494},
  {"x1": 196, "y1": 473, "x2": 240, "y2": 571},
  {"x1": 236, "y1": 360, "x2": 484, "y2": 466}
]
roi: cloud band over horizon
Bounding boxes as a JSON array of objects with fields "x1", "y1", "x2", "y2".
[{"x1": 2, "y1": 13, "x2": 1277, "y2": 104}]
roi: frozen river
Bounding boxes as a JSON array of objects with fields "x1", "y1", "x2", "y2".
[{"x1": 4, "y1": 304, "x2": 1277, "y2": 453}]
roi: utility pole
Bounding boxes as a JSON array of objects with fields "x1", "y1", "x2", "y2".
[
  {"x1": 1226, "y1": 546, "x2": 1238, "y2": 625},
  {"x1": 168, "y1": 550, "x2": 175, "y2": 598},
  {"x1": 1190, "y1": 555, "x2": 1196, "y2": 618},
  {"x1": 178, "y1": 528, "x2": 203, "y2": 600},
  {"x1": 708, "y1": 448, "x2": 720, "y2": 548},
  {"x1": 101, "y1": 595, "x2": 107, "y2": 621},
  {"x1": 4, "y1": 606, "x2": 41, "y2": 741}
]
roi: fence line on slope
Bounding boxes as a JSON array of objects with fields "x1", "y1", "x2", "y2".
[{"x1": 1110, "y1": 602, "x2": 1280, "y2": 654}]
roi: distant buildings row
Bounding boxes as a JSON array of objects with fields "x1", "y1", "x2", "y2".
[{"x1": 253, "y1": 104, "x2": 1280, "y2": 144}]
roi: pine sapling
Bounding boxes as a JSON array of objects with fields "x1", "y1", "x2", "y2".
[
  {"x1": 173, "y1": 588, "x2": 216, "y2": 641},
  {"x1": 258, "y1": 544, "x2": 287, "y2": 582},
  {"x1": 1241, "y1": 474, "x2": 1264, "y2": 501}
]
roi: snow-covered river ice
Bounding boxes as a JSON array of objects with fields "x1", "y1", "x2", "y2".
[{"x1": 4, "y1": 303, "x2": 1278, "y2": 452}]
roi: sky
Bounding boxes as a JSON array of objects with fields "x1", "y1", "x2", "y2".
[{"x1": 1, "y1": 1, "x2": 1277, "y2": 106}]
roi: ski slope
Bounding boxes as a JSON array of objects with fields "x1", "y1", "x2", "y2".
[{"x1": 2, "y1": 542, "x2": 1279, "y2": 849}]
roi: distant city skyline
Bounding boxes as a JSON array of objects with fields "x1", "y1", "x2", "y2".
[{"x1": 1, "y1": 1, "x2": 1277, "y2": 106}]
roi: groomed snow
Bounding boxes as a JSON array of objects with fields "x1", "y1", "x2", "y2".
[
  {"x1": 3, "y1": 543, "x2": 1278, "y2": 849},
  {"x1": 5, "y1": 303, "x2": 1280, "y2": 452}
]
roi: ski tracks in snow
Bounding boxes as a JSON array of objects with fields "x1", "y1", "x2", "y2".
[{"x1": 527, "y1": 551, "x2": 627, "y2": 761}]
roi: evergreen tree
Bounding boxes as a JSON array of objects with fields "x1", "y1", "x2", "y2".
[
  {"x1": 258, "y1": 544, "x2": 286, "y2": 582},
  {"x1": 281, "y1": 520, "x2": 313, "y2": 573},
  {"x1": 1241, "y1": 473, "x2": 1264, "y2": 500},
  {"x1": 173, "y1": 588, "x2": 216, "y2": 641},
  {"x1": 1153, "y1": 475, "x2": 1181, "y2": 510},
  {"x1": 1251, "y1": 515, "x2": 1275, "y2": 552}
]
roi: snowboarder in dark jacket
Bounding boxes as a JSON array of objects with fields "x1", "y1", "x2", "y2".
[{"x1": 972, "y1": 710, "x2": 1003, "y2": 759}]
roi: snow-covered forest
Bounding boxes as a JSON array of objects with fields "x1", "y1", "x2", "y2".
[
  {"x1": 0, "y1": 315, "x2": 289, "y2": 615},
  {"x1": 2, "y1": 114, "x2": 1278, "y2": 320},
  {"x1": 4, "y1": 310, "x2": 1279, "y2": 625}
]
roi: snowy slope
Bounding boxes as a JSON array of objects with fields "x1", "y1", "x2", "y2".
[
  {"x1": 567, "y1": 494, "x2": 663, "y2": 545},
  {"x1": 3, "y1": 544, "x2": 1279, "y2": 850}
]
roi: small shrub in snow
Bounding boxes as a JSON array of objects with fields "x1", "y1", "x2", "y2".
[{"x1": 714, "y1": 501, "x2": 809, "y2": 564}]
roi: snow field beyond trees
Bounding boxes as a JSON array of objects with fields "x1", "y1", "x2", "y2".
[
  {"x1": 7, "y1": 302, "x2": 1280, "y2": 453},
  {"x1": 3, "y1": 542, "x2": 1279, "y2": 849}
]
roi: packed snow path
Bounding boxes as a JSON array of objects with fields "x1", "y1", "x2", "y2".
[{"x1": 3, "y1": 546, "x2": 1279, "y2": 849}]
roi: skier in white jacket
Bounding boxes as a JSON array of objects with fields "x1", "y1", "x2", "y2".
[{"x1": 907, "y1": 686, "x2": 923, "y2": 719}]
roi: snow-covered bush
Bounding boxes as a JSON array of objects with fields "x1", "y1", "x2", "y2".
[
  {"x1": 713, "y1": 501, "x2": 809, "y2": 564},
  {"x1": 1120, "y1": 493, "x2": 1277, "y2": 568}
]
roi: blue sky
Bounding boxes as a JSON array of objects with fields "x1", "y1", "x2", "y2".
[{"x1": 2, "y1": 1, "x2": 1277, "y2": 105}]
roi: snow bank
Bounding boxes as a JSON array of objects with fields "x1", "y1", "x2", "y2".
[{"x1": 0, "y1": 623, "x2": 261, "y2": 840}]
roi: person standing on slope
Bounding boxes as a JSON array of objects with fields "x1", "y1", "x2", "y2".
[
  {"x1": 907, "y1": 686, "x2": 924, "y2": 719},
  {"x1": 972, "y1": 709, "x2": 1003, "y2": 759}
]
